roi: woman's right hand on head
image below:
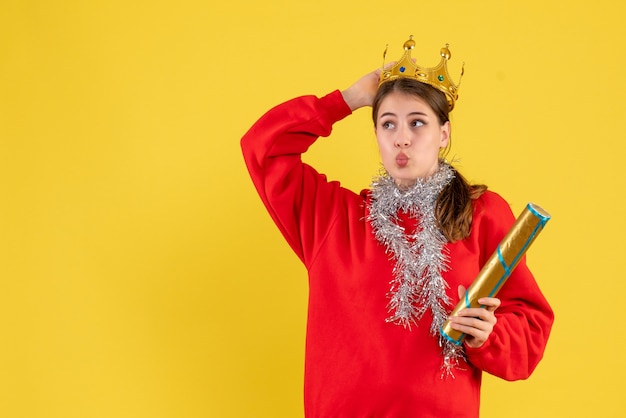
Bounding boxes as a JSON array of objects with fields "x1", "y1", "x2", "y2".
[{"x1": 341, "y1": 66, "x2": 389, "y2": 111}]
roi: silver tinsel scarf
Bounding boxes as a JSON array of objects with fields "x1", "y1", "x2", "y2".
[{"x1": 367, "y1": 162, "x2": 465, "y2": 377}]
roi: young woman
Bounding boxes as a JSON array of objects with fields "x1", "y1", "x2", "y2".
[{"x1": 241, "y1": 46, "x2": 553, "y2": 417}]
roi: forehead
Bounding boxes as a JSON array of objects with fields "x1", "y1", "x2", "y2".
[{"x1": 377, "y1": 91, "x2": 433, "y2": 115}]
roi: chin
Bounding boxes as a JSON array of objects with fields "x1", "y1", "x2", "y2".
[{"x1": 394, "y1": 178, "x2": 417, "y2": 189}]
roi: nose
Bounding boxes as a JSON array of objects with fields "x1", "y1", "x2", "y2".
[{"x1": 394, "y1": 126, "x2": 411, "y2": 148}]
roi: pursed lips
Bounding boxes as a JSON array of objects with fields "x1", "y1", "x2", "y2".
[{"x1": 396, "y1": 152, "x2": 409, "y2": 167}]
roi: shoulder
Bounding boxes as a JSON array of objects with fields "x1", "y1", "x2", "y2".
[
  {"x1": 473, "y1": 190, "x2": 514, "y2": 219},
  {"x1": 471, "y1": 190, "x2": 518, "y2": 242}
]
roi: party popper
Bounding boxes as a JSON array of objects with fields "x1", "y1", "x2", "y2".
[{"x1": 440, "y1": 202, "x2": 551, "y2": 345}]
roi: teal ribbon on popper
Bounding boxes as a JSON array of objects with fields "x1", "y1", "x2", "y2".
[{"x1": 490, "y1": 204, "x2": 549, "y2": 297}]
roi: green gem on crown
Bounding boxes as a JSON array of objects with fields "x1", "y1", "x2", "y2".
[{"x1": 438, "y1": 75, "x2": 445, "y2": 81}]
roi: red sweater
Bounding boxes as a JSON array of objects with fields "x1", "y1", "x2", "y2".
[{"x1": 241, "y1": 90, "x2": 554, "y2": 418}]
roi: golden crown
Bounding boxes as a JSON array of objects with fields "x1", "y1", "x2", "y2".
[{"x1": 379, "y1": 36, "x2": 464, "y2": 111}]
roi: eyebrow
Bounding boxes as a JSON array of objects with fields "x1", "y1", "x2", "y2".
[{"x1": 379, "y1": 111, "x2": 429, "y2": 119}]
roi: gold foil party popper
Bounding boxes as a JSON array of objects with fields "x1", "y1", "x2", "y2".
[{"x1": 440, "y1": 203, "x2": 551, "y2": 345}]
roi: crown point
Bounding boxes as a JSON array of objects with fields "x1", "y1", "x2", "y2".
[
  {"x1": 404, "y1": 37, "x2": 415, "y2": 51},
  {"x1": 440, "y1": 45, "x2": 451, "y2": 60}
]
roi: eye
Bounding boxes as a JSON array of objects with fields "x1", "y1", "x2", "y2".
[
  {"x1": 411, "y1": 120, "x2": 425, "y2": 128},
  {"x1": 381, "y1": 121, "x2": 395, "y2": 129}
]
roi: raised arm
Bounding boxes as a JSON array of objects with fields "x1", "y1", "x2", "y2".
[{"x1": 240, "y1": 91, "x2": 352, "y2": 265}]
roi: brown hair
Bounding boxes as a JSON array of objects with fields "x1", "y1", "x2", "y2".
[{"x1": 372, "y1": 78, "x2": 487, "y2": 242}]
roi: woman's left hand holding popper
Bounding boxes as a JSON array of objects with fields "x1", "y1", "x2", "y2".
[{"x1": 448, "y1": 285, "x2": 501, "y2": 349}]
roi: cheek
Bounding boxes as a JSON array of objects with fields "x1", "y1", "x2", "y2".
[
  {"x1": 375, "y1": 132, "x2": 386, "y2": 150},
  {"x1": 376, "y1": 136, "x2": 393, "y2": 157},
  {"x1": 376, "y1": 128, "x2": 394, "y2": 143}
]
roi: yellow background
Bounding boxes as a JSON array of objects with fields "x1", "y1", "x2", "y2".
[{"x1": 1, "y1": 0, "x2": 624, "y2": 417}]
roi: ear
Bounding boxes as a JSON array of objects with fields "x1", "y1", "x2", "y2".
[{"x1": 440, "y1": 121, "x2": 451, "y2": 148}]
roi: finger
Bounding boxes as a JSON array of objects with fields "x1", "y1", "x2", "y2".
[
  {"x1": 450, "y1": 316, "x2": 489, "y2": 330},
  {"x1": 454, "y1": 308, "x2": 493, "y2": 324},
  {"x1": 450, "y1": 308, "x2": 497, "y2": 325},
  {"x1": 457, "y1": 284, "x2": 467, "y2": 300},
  {"x1": 453, "y1": 313, "x2": 496, "y2": 331},
  {"x1": 477, "y1": 297, "x2": 501, "y2": 312},
  {"x1": 447, "y1": 318, "x2": 492, "y2": 347}
]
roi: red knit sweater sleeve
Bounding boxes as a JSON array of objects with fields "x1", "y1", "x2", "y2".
[
  {"x1": 464, "y1": 191, "x2": 554, "y2": 381},
  {"x1": 240, "y1": 90, "x2": 353, "y2": 266}
]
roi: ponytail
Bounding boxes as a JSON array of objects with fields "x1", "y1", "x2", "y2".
[{"x1": 436, "y1": 165, "x2": 487, "y2": 242}]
